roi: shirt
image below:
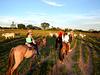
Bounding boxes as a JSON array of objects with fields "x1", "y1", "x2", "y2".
[
  {"x1": 26, "y1": 37, "x2": 32, "y2": 43},
  {"x1": 62, "y1": 35, "x2": 69, "y2": 43}
]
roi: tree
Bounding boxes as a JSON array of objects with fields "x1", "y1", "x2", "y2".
[
  {"x1": 65, "y1": 28, "x2": 72, "y2": 32},
  {"x1": 33, "y1": 26, "x2": 42, "y2": 30},
  {"x1": 17, "y1": 24, "x2": 25, "y2": 29},
  {"x1": 27, "y1": 24, "x2": 33, "y2": 29},
  {"x1": 41, "y1": 22, "x2": 50, "y2": 30},
  {"x1": 10, "y1": 21, "x2": 16, "y2": 28}
]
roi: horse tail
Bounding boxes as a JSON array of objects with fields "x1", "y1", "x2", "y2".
[{"x1": 6, "y1": 48, "x2": 14, "y2": 75}]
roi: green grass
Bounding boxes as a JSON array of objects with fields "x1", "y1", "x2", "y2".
[
  {"x1": 70, "y1": 38, "x2": 76, "y2": 48},
  {"x1": 0, "y1": 30, "x2": 100, "y2": 75},
  {"x1": 83, "y1": 36, "x2": 100, "y2": 75},
  {"x1": 72, "y1": 39, "x2": 80, "y2": 62},
  {"x1": 81, "y1": 44, "x2": 88, "y2": 63}
]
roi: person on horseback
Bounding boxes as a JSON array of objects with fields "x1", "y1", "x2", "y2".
[
  {"x1": 69, "y1": 31, "x2": 74, "y2": 44},
  {"x1": 59, "y1": 32, "x2": 70, "y2": 63},
  {"x1": 68, "y1": 31, "x2": 74, "y2": 52},
  {"x1": 25, "y1": 32, "x2": 40, "y2": 55},
  {"x1": 55, "y1": 30, "x2": 64, "y2": 50},
  {"x1": 62, "y1": 32, "x2": 69, "y2": 44}
]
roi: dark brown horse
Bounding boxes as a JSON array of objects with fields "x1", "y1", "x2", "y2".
[{"x1": 59, "y1": 42, "x2": 70, "y2": 62}]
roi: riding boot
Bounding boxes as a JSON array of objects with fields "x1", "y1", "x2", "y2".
[
  {"x1": 33, "y1": 44, "x2": 40, "y2": 56},
  {"x1": 59, "y1": 50, "x2": 63, "y2": 62}
]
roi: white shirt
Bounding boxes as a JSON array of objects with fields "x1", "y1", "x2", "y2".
[{"x1": 62, "y1": 34, "x2": 69, "y2": 43}]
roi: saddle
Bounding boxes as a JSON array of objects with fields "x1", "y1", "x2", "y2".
[
  {"x1": 61, "y1": 42, "x2": 69, "y2": 54},
  {"x1": 24, "y1": 44, "x2": 34, "y2": 50}
]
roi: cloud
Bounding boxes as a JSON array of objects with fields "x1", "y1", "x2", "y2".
[
  {"x1": 42, "y1": 0, "x2": 63, "y2": 7},
  {"x1": 0, "y1": 14, "x2": 54, "y2": 27},
  {"x1": 0, "y1": 12, "x2": 100, "y2": 30}
]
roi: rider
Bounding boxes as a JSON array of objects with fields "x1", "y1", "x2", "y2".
[
  {"x1": 56, "y1": 30, "x2": 64, "y2": 50},
  {"x1": 62, "y1": 32, "x2": 71, "y2": 52},
  {"x1": 69, "y1": 31, "x2": 74, "y2": 44},
  {"x1": 62, "y1": 32, "x2": 69, "y2": 44},
  {"x1": 58, "y1": 30, "x2": 64, "y2": 38},
  {"x1": 25, "y1": 31, "x2": 40, "y2": 55}
]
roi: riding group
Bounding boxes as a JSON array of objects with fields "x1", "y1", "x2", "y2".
[
  {"x1": 6, "y1": 30, "x2": 74, "y2": 75},
  {"x1": 55, "y1": 30, "x2": 74, "y2": 63}
]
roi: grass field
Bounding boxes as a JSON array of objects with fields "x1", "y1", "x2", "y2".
[{"x1": 0, "y1": 29, "x2": 100, "y2": 75}]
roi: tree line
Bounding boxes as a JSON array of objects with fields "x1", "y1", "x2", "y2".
[
  {"x1": 0, "y1": 22, "x2": 100, "y2": 32},
  {"x1": 17, "y1": 22, "x2": 50, "y2": 30},
  {"x1": 0, "y1": 22, "x2": 50, "y2": 30}
]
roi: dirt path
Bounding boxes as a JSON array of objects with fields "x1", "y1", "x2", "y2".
[
  {"x1": 85, "y1": 46, "x2": 93, "y2": 75},
  {"x1": 78, "y1": 41, "x2": 93, "y2": 75},
  {"x1": 78, "y1": 43, "x2": 86, "y2": 75},
  {"x1": 51, "y1": 40, "x2": 77, "y2": 75}
]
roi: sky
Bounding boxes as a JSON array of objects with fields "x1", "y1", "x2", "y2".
[{"x1": 0, "y1": 0, "x2": 100, "y2": 30}]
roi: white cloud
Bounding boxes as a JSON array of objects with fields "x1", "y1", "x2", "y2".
[
  {"x1": 42, "y1": 0, "x2": 63, "y2": 7},
  {"x1": 0, "y1": 12, "x2": 100, "y2": 30}
]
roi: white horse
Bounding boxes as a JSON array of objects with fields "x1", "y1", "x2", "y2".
[
  {"x1": 74, "y1": 34, "x2": 77, "y2": 37},
  {"x1": 79, "y1": 33, "x2": 86, "y2": 38},
  {"x1": 2, "y1": 33, "x2": 15, "y2": 39}
]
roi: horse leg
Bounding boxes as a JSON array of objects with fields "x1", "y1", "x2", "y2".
[
  {"x1": 67, "y1": 43, "x2": 70, "y2": 53},
  {"x1": 11, "y1": 59, "x2": 23, "y2": 75},
  {"x1": 11, "y1": 62, "x2": 20, "y2": 75},
  {"x1": 14, "y1": 69, "x2": 19, "y2": 75},
  {"x1": 29, "y1": 54, "x2": 36, "y2": 71},
  {"x1": 11, "y1": 51, "x2": 23, "y2": 75},
  {"x1": 59, "y1": 49, "x2": 63, "y2": 61}
]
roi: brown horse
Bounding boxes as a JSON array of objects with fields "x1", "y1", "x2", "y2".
[
  {"x1": 58, "y1": 31, "x2": 74, "y2": 62},
  {"x1": 6, "y1": 37, "x2": 47, "y2": 75},
  {"x1": 36, "y1": 37, "x2": 47, "y2": 47},
  {"x1": 6, "y1": 45, "x2": 37, "y2": 75},
  {"x1": 59, "y1": 42, "x2": 70, "y2": 62},
  {"x1": 61, "y1": 42, "x2": 70, "y2": 54}
]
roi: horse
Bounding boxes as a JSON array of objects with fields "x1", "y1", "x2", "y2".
[
  {"x1": 6, "y1": 37, "x2": 46, "y2": 75},
  {"x1": 36, "y1": 37, "x2": 47, "y2": 48},
  {"x1": 6, "y1": 45, "x2": 37, "y2": 75},
  {"x1": 42, "y1": 37, "x2": 47, "y2": 47},
  {"x1": 59, "y1": 31, "x2": 74, "y2": 62},
  {"x1": 59, "y1": 42, "x2": 70, "y2": 62},
  {"x1": 79, "y1": 33, "x2": 86, "y2": 38}
]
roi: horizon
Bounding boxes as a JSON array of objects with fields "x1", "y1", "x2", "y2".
[{"x1": 0, "y1": 0, "x2": 100, "y2": 31}]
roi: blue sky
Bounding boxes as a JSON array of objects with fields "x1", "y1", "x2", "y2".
[{"x1": 0, "y1": 0, "x2": 100, "y2": 30}]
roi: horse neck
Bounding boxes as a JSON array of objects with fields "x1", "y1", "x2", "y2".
[{"x1": 62, "y1": 42, "x2": 66, "y2": 47}]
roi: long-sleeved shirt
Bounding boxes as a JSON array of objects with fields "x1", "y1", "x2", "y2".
[{"x1": 62, "y1": 34, "x2": 69, "y2": 43}]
